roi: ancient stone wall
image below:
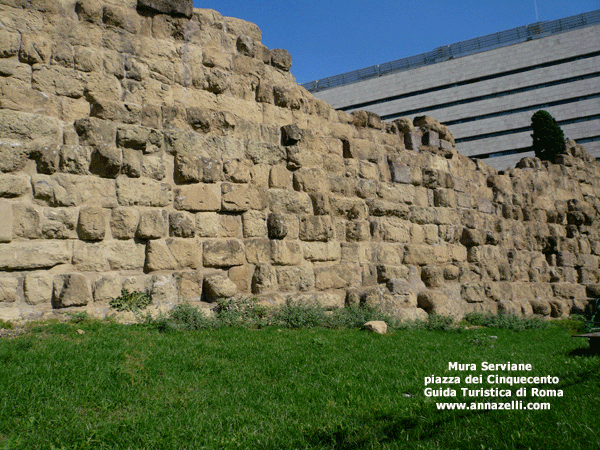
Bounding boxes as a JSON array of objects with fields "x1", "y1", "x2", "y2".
[{"x1": 1, "y1": 0, "x2": 600, "y2": 321}]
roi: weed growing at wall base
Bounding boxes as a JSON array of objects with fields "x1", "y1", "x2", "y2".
[{"x1": 109, "y1": 289, "x2": 152, "y2": 312}]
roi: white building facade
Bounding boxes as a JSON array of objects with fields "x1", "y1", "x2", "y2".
[{"x1": 304, "y1": 10, "x2": 600, "y2": 170}]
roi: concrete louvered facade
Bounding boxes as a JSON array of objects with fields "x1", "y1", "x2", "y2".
[{"x1": 305, "y1": 10, "x2": 600, "y2": 170}]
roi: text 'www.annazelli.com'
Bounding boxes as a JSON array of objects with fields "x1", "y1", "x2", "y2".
[{"x1": 436, "y1": 401, "x2": 551, "y2": 411}]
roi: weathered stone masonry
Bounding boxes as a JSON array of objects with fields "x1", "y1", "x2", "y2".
[{"x1": 1, "y1": 0, "x2": 600, "y2": 321}]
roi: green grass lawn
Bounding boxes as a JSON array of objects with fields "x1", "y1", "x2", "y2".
[{"x1": 0, "y1": 318, "x2": 598, "y2": 449}]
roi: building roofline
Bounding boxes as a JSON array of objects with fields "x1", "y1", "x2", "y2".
[{"x1": 302, "y1": 9, "x2": 600, "y2": 93}]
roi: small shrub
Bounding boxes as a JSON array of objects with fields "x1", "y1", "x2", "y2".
[
  {"x1": 110, "y1": 289, "x2": 152, "y2": 312},
  {"x1": 169, "y1": 303, "x2": 213, "y2": 330},
  {"x1": 0, "y1": 319, "x2": 14, "y2": 330},
  {"x1": 424, "y1": 314, "x2": 456, "y2": 331},
  {"x1": 531, "y1": 110, "x2": 565, "y2": 163},
  {"x1": 68, "y1": 311, "x2": 90, "y2": 324},
  {"x1": 273, "y1": 299, "x2": 328, "y2": 329},
  {"x1": 327, "y1": 305, "x2": 396, "y2": 329},
  {"x1": 463, "y1": 312, "x2": 545, "y2": 331},
  {"x1": 216, "y1": 298, "x2": 270, "y2": 328}
]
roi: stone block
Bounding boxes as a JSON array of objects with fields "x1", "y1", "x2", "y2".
[
  {"x1": 116, "y1": 125, "x2": 153, "y2": 151},
  {"x1": 223, "y1": 159, "x2": 251, "y2": 184},
  {"x1": 41, "y1": 207, "x2": 77, "y2": 240},
  {"x1": 388, "y1": 157, "x2": 411, "y2": 184},
  {"x1": 271, "y1": 240, "x2": 302, "y2": 266},
  {"x1": 364, "y1": 321, "x2": 387, "y2": 335},
  {"x1": 121, "y1": 149, "x2": 142, "y2": 178},
  {"x1": 110, "y1": 208, "x2": 139, "y2": 240},
  {"x1": 221, "y1": 183, "x2": 266, "y2": 212},
  {"x1": 12, "y1": 203, "x2": 41, "y2": 239},
  {"x1": 19, "y1": 33, "x2": 52, "y2": 65},
  {"x1": 59, "y1": 145, "x2": 91, "y2": 175},
  {"x1": 345, "y1": 220, "x2": 369, "y2": 242},
  {"x1": 462, "y1": 283, "x2": 486, "y2": 303},
  {"x1": 137, "y1": 210, "x2": 168, "y2": 240},
  {"x1": 0, "y1": 174, "x2": 30, "y2": 198},
  {"x1": 366, "y1": 199, "x2": 409, "y2": 219},
  {"x1": 219, "y1": 214, "x2": 242, "y2": 238},
  {"x1": 299, "y1": 216, "x2": 334, "y2": 242},
  {"x1": 116, "y1": 177, "x2": 172, "y2": 207},
  {"x1": 280, "y1": 124, "x2": 302, "y2": 146},
  {"x1": 204, "y1": 274, "x2": 237, "y2": 302},
  {"x1": 404, "y1": 132, "x2": 422, "y2": 151},
  {"x1": 434, "y1": 189, "x2": 456, "y2": 208},
  {"x1": 203, "y1": 239, "x2": 245, "y2": 267},
  {"x1": 52, "y1": 274, "x2": 92, "y2": 308},
  {"x1": 90, "y1": 146, "x2": 122, "y2": 178},
  {"x1": 0, "y1": 30, "x2": 20, "y2": 58},
  {"x1": 422, "y1": 130, "x2": 440, "y2": 148},
  {"x1": 33, "y1": 145, "x2": 60, "y2": 175},
  {"x1": 93, "y1": 274, "x2": 122, "y2": 303},
  {"x1": 0, "y1": 109, "x2": 61, "y2": 147},
  {"x1": 309, "y1": 193, "x2": 330, "y2": 216},
  {"x1": 403, "y1": 244, "x2": 436, "y2": 266},
  {"x1": 167, "y1": 238, "x2": 202, "y2": 269},
  {"x1": 0, "y1": 201, "x2": 12, "y2": 243},
  {"x1": 228, "y1": 265, "x2": 251, "y2": 292},
  {"x1": 268, "y1": 189, "x2": 313, "y2": 214},
  {"x1": 267, "y1": 213, "x2": 287, "y2": 239},
  {"x1": 100, "y1": 241, "x2": 143, "y2": 271},
  {"x1": 314, "y1": 264, "x2": 354, "y2": 290},
  {"x1": 244, "y1": 238, "x2": 271, "y2": 265},
  {"x1": 252, "y1": 264, "x2": 277, "y2": 294},
  {"x1": 0, "y1": 241, "x2": 71, "y2": 270},
  {"x1": 293, "y1": 168, "x2": 329, "y2": 194},
  {"x1": 370, "y1": 217, "x2": 411, "y2": 242},
  {"x1": 138, "y1": 0, "x2": 193, "y2": 19},
  {"x1": 461, "y1": 228, "x2": 484, "y2": 247},
  {"x1": 32, "y1": 174, "x2": 117, "y2": 208},
  {"x1": 195, "y1": 212, "x2": 219, "y2": 237},
  {"x1": 103, "y1": 5, "x2": 142, "y2": 34},
  {"x1": 417, "y1": 290, "x2": 461, "y2": 316},
  {"x1": 175, "y1": 270, "x2": 203, "y2": 302},
  {"x1": 0, "y1": 277, "x2": 19, "y2": 304},
  {"x1": 421, "y1": 266, "x2": 444, "y2": 288},
  {"x1": 72, "y1": 242, "x2": 109, "y2": 272},
  {"x1": 77, "y1": 206, "x2": 106, "y2": 241},
  {"x1": 530, "y1": 299, "x2": 551, "y2": 316},
  {"x1": 90, "y1": 100, "x2": 141, "y2": 124},
  {"x1": 169, "y1": 211, "x2": 195, "y2": 238},
  {"x1": 149, "y1": 275, "x2": 178, "y2": 306},
  {"x1": 32, "y1": 65, "x2": 85, "y2": 98},
  {"x1": 285, "y1": 145, "x2": 322, "y2": 170},
  {"x1": 174, "y1": 184, "x2": 221, "y2": 212},
  {"x1": 276, "y1": 266, "x2": 314, "y2": 292},
  {"x1": 303, "y1": 242, "x2": 341, "y2": 262},
  {"x1": 74, "y1": 45, "x2": 101, "y2": 72},
  {"x1": 242, "y1": 211, "x2": 267, "y2": 238},
  {"x1": 145, "y1": 240, "x2": 178, "y2": 272},
  {"x1": 270, "y1": 48, "x2": 292, "y2": 71},
  {"x1": 24, "y1": 272, "x2": 53, "y2": 305},
  {"x1": 377, "y1": 265, "x2": 410, "y2": 283},
  {"x1": 385, "y1": 279, "x2": 417, "y2": 307}
]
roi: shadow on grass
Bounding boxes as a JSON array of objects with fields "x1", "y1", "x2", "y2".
[
  {"x1": 568, "y1": 347, "x2": 599, "y2": 357},
  {"x1": 303, "y1": 410, "x2": 490, "y2": 449}
]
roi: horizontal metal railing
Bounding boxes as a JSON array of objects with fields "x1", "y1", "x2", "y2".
[{"x1": 302, "y1": 9, "x2": 600, "y2": 93}]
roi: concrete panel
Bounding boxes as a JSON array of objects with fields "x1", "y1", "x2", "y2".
[{"x1": 315, "y1": 25, "x2": 600, "y2": 109}]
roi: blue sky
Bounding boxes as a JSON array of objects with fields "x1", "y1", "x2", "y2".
[{"x1": 193, "y1": 1, "x2": 600, "y2": 84}]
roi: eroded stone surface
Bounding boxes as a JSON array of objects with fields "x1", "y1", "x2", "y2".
[{"x1": 0, "y1": 0, "x2": 599, "y2": 321}]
